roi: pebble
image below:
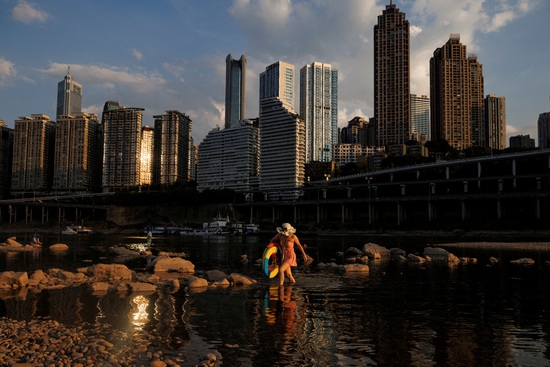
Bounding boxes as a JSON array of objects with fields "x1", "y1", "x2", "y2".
[{"x1": 0, "y1": 317, "x2": 217, "y2": 366}]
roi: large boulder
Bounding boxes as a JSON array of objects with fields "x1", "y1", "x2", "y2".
[
  {"x1": 229, "y1": 273, "x2": 256, "y2": 286},
  {"x1": 0, "y1": 271, "x2": 29, "y2": 288},
  {"x1": 423, "y1": 247, "x2": 459, "y2": 263},
  {"x1": 344, "y1": 264, "x2": 370, "y2": 273},
  {"x1": 86, "y1": 264, "x2": 134, "y2": 281},
  {"x1": 362, "y1": 243, "x2": 390, "y2": 260},
  {"x1": 49, "y1": 243, "x2": 69, "y2": 251},
  {"x1": 147, "y1": 256, "x2": 195, "y2": 273}
]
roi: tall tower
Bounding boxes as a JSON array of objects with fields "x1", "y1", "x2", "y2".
[
  {"x1": 56, "y1": 67, "x2": 82, "y2": 118},
  {"x1": 300, "y1": 62, "x2": 338, "y2": 162},
  {"x1": 54, "y1": 112, "x2": 102, "y2": 192},
  {"x1": 259, "y1": 61, "x2": 305, "y2": 198},
  {"x1": 485, "y1": 94, "x2": 506, "y2": 150},
  {"x1": 374, "y1": 1, "x2": 410, "y2": 146},
  {"x1": 101, "y1": 102, "x2": 143, "y2": 190},
  {"x1": 538, "y1": 112, "x2": 550, "y2": 149},
  {"x1": 11, "y1": 114, "x2": 56, "y2": 193},
  {"x1": 140, "y1": 126, "x2": 154, "y2": 186},
  {"x1": 410, "y1": 94, "x2": 430, "y2": 141},
  {"x1": 430, "y1": 34, "x2": 484, "y2": 151},
  {"x1": 153, "y1": 110, "x2": 193, "y2": 185},
  {"x1": 225, "y1": 54, "x2": 247, "y2": 129},
  {"x1": 259, "y1": 61, "x2": 295, "y2": 111}
]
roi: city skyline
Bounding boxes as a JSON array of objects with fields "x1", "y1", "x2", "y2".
[{"x1": 0, "y1": 0, "x2": 548, "y2": 146}]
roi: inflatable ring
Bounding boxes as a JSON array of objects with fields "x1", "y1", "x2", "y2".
[{"x1": 263, "y1": 243, "x2": 282, "y2": 278}]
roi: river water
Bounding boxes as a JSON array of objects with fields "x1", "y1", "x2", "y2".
[{"x1": 1, "y1": 232, "x2": 550, "y2": 366}]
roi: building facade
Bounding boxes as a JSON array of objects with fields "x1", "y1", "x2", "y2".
[
  {"x1": 152, "y1": 110, "x2": 193, "y2": 185},
  {"x1": 140, "y1": 126, "x2": 154, "y2": 186},
  {"x1": 11, "y1": 114, "x2": 56, "y2": 193},
  {"x1": 374, "y1": 1, "x2": 411, "y2": 146},
  {"x1": 53, "y1": 112, "x2": 102, "y2": 192},
  {"x1": 509, "y1": 134, "x2": 535, "y2": 149},
  {"x1": 56, "y1": 67, "x2": 82, "y2": 119},
  {"x1": 197, "y1": 120, "x2": 260, "y2": 193},
  {"x1": 300, "y1": 62, "x2": 338, "y2": 162},
  {"x1": 101, "y1": 103, "x2": 143, "y2": 190},
  {"x1": 0, "y1": 120, "x2": 13, "y2": 199},
  {"x1": 430, "y1": 34, "x2": 484, "y2": 151},
  {"x1": 225, "y1": 54, "x2": 247, "y2": 129},
  {"x1": 410, "y1": 94, "x2": 430, "y2": 141},
  {"x1": 485, "y1": 94, "x2": 506, "y2": 150},
  {"x1": 259, "y1": 61, "x2": 295, "y2": 110},
  {"x1": 538, "y1": 112, "x2": 550, "y2": 149}
]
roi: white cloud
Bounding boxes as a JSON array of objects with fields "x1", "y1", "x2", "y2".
[
  {"x1": 11, "y1": 0, "x2": 50, "y2": 24},
  {"x1": 132, "y1": 48, "x2": 143, "y2": 61},
  {"x1": 0, "y1": 58, "x2": 16, "y2": 86}
]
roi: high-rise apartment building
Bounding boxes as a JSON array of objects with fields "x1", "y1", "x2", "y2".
[
  {"x1": 101, "y1": 102, "x2": 143, "y2": 190},
  {"x1": 538, "y1": 112, "x2": 550, "y2": 149},
  {"x1": 259, "y1": 61, "x2": 305, "y2": 198},
  {"x1": 410, "y1": 94, "x2": 430, "y2": 141},
  {"x1": 430, "y1": 34, "x2": 484, "y2": 151},
  {"x1": 374, "y1": 1, "x2": 410, "y2": 146},
  {"x1": 56, "y1": 67, "x2": 82, "y2": 118},
  {"x1": 225, "y1": 54, "x2": 247, "y2": 129},
  {"x1": 469, "y1": 56, "x2": 485, "y2": 146},
  {"x1": 53, "y1": 112, "x2": 102, "y2": 192},
  {"x1": 259, "y1": 61, "x2": 295, "y2": 110},
  {"x1": 485, "y1": 94, "x2": 506, "y2": 150},
  {"x1": 300, "y1": 62, "x2": 338, "y2": 162},
  {"x1": 11, "y1": 114, "x2": 56, "y2": 193},
  {"x1": 0, "y1": 120, "x2": 14, "y2": 199},
  {"x1": 152, "y1": 110, "x2": 193, "y2": 185},
  {"x1": 197, "y1": 120, "x2": 260, "y2": 193},
  {"x1": 140, "y1": 126, "x2": 154, "y2": 186}
]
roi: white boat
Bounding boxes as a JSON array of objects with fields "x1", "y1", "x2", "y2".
[
  {"x1": 180, "y1": 213, "x2": 260, "y2": 236},
  {"x1": 61, "y1": 225, "x2": 99, "y2": 235}
]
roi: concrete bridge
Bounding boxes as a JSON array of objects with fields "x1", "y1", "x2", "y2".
[
  {"x1": 0, "y1": 150, "x2": 549, "y2": 229},
  {"x1": 237, "y1": 150, "x2": 550, "y2": 227}
]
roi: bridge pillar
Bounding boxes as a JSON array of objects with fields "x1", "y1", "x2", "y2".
[
  {"x1": 397, "y1": 202, "x2": 401, "y2": 226},
  {"x1": 294, "y1": 205, "x2": 297, "y2": 224},
  {"x1": 461, "y1": 200, "x2": 467, "y2": 221},
  {"x1": 536, "y1": 198, "x2": 541, "y2": 219},
  {"x1": 42, "y1": 206, "x2": 48, "y2": 224},
  {"x1": 341, "y1": 204, "x2": 345, "y2": 223},
  {"x1": 497, "y1": 199, "x2": 502, "y2": 219},
  {"x1": 9, "y1": 205, "x2": 16, "y2": 224},
  {"x1": 58, "y1": 207, "x2": 65, "y2": 223},
  {"x1": 25, "y1": 205, "x2": 32, "y2": 224}
]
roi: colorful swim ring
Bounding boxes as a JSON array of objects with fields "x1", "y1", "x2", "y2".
[{"x1": 263, "y1": 243, "x2": 282, "y2": 278}]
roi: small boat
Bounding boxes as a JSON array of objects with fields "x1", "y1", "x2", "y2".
[
  {"x1": 61, "y1": 225, "x2": 100, "y2": 235},
  {"x1": 180, "y1": 213, "x2": 260, "y2": 236}
]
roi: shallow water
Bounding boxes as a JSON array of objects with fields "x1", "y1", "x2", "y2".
[{"x1": 2, "y1": 233, "x2": 550, "y2": 366}]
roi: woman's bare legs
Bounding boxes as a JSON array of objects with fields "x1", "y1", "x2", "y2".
[{"x1": 279, "y1": 263, "x2": 290, "y2": 285}]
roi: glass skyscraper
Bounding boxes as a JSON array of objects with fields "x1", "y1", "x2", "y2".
[
  {"x1": 300, "y1": 62, "x2": 338, "y2": 163},
  {"x1": 225, "y1": 54, "x2": 246, "y2": 129},
  {"x1": 56, "y1": 67, "x2": 82, "y2": 118}
]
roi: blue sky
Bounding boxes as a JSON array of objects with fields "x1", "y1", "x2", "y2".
[{"x1": 0, "y1": 0, "x2": 548, "y2": 145}]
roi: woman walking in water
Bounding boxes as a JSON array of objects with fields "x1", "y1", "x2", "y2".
[{"x1": 270, "y1": 223, "x2": 308, "y2": 286}]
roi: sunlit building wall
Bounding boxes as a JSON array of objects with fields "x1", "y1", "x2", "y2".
[
  {"x1": 102, "y1": 103, "x2": 143, "y2": 190},
  {"x1": 140, "y1": 126, "x2": 154, "y2": 186},
  {"x1": 300, "y1": 62, "x2": 338, "y2": 162},
  {"x1": 485, "y1": 94, "x2": 506, "y2": 149},
  {"x1": 53, "y1": 112, "x2": 102, "y2": 192},
  {"x1": 11, "y1": 114, "x2": 56, "y2": 193}
]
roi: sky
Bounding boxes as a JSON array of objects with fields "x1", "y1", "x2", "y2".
[{"x1": 0, "y1": 0, "x2": 549, "y2": 146}]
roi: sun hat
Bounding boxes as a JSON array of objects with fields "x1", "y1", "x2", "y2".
[{"x1": 276, "y1": 223, "x2": 296, "y2": 235}]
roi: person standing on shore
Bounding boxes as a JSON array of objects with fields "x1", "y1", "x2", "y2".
[{"x1": 270, "y1": 223, "x2": 308, "y2": 286}]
